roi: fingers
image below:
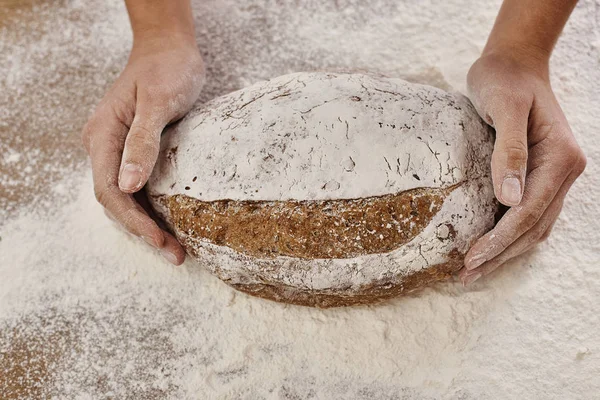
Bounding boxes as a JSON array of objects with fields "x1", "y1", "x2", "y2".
[
  {"x1": 104, "y1": 194, "x2": 186, "y2": 265},
  {"x1": 464, "y1": 150, "x2": 571, "y2": 271},
  {"x1": 462, "y1": 56, "x2": 587, "y2": 286},
  {"x1": 160, "y1": 232, "x2": 187, "y2": 265},
  {"x1": 459, "y1": 194, "x2": 564, "y2": 284},
  {"x1": 133, "y1": 189, "x2": 186, "y2": 264},
  {"x1": 87, "y1": 106, "x2": 163, "y2": 243},
  {"x1": 461, "y1": 153, "x2": 585, "y2": 285},
  {"x1": 118, "y1": 95, "x2": 171, "y2": 193},
  {"x1": 487, "y1": 95, "x2": 532, "y2": 207},
  {"x1": 85, "y1": 104, "x2": 185, "y2": 265}
]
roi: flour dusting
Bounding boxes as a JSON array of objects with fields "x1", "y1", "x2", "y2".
[
  {"x1": 1, "y1": 0, "x2": 600, "y2": 398},
  {"x1": 150, "y1": 73, "x2": 491, "y2": 202}
]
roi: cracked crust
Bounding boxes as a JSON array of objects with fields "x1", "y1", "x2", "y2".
[{"x1": 147, "y1": 72, "x2": 498, "y2": 307}]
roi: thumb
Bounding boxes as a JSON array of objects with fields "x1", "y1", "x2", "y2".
[
  {"x1": 118, "y1": 99, "x2": 171, "y2": 193},
  {"x1": 486, "y1": 97, "x2": 531, "y2": 207}
]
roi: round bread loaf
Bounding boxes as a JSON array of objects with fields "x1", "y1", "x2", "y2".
[{"x1": 147, "y1": 72, "x2": 498, "y2": 308}]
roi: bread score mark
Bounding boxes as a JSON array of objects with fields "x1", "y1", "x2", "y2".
[{"x1": 159, "y1": 183, "x2": 464, "y2": 260}]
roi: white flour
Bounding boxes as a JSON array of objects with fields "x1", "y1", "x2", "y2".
[{"x1": 1, "y1": 0, "x2": 599, "y2": 399}]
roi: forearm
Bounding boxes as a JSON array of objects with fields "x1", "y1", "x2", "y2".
[
  {"x1": 125, "y1": 0, "x2": 196, "y2": 44},
  {"x1": 483, "y1": 0, "x2": 578, "y2": 68}
]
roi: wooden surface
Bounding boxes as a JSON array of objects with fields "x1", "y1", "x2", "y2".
[{"x1": 0, "y1": 0, "x2": 109, "y2": 223}]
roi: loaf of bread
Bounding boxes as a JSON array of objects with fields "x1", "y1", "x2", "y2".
[{"x1": 147, "y1": 72, "x2": 498, "y2": 307}]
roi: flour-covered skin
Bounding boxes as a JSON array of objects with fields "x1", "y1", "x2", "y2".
[
  {"x1": 461, "y1": 53, "x2": 586, "y2": 283},
  {"x1": 80, "y1": 0, "x2": 205, "y2": 265},
  {"x1": 147, "y1": 72, "x2": 498, "y2": 306},
  {"x1": 460, "y1": 0, "x2": 586, "y2": 284}
]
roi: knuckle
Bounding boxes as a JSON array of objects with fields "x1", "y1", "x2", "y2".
[
  {"x1": 128, "y1": 125, "x2": 160, "y2": 151},
  {"x1": 554, "y1": 134, "x2": 586, "y2": 176},
  {"x1": 552, "y1": 124, "x2": 574, "y2": 143},
  {"x1": 563, "y1": 138, "x2": 581, "y2": 157},
  {"x1": 93, "y1": 179, "x2": 117, "y2": 208},
  {"x1": 553, "y1": 131, "x2": 579, "y2": 156},
  {"x1": 81, "y1": 115, "x2": 101, "y2": 150},
  {"x1": 574, "y1": 152, "x2": 587, "y2": 176},
  {"x1": 500, "y1": 136, "x2": 528, "y2": 165},
  {"x1": 110, "y1": 97, "x2": 135, "y2": 128},
  {"x1": 492, "y1": 231, "x2": 512, "y2": 250},
  {"x1": 519, "y1": 205, "x2": 545, "y2": 232},
  {"x1": 532, "y1": 222, "x2": 549, "y2": 243},
  {"x1": 93, "y1": 184, "x2": 108, "y2": 207},
  {"x1": 538, "y1": 228, "x2": 552, "y2": 243}
]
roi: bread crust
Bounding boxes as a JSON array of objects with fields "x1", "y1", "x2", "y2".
[
  {"x1": 147, "y1": 72, "x2": 498, "y2": 307},
  {"x1": 227, "y1": 249, "x2": 464, "y2": 307}
]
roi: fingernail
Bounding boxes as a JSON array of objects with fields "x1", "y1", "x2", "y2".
[
  {"x1": 463, "y1": 272, "x2": 483, "y2": 287},
  {"x1": 466, "y1": 253, "x2": 487, "y2": 270},
  {"x1": 160, "y1": 249, "x2": 179, "y2": 265},
  {"x1": 141, "y1": 235, "x2": 157, "y2": 248},
  {"x1": 501, "y1": 177, "x2": 521, "y2": 206},
  {"x1": 119, "y1": 163, "x2": 142, "y2": 191}
]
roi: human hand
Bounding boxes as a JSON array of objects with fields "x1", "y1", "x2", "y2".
[
  {"x1": 81, "y1": 33, "x2": 205, "y2": 265},
  {"x1": 459, "y1": 50, "x2": 586, "y2": 286}
]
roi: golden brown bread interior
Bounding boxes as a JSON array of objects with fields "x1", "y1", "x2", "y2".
[{"x1": 159, "y1": 183, "x2": 461, "y2": 260}]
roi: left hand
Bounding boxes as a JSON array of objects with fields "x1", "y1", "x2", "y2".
[{"x1": 459, "y1": 50, "x2": 587, "y2": 286}]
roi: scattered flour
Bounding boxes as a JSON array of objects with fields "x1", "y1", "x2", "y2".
[
  {"x1": 0, "y1": 0, "x2": 131, "y2": 224},
  {"x1": 1, "y1": 0, "x2": 599, "y2": 399}
]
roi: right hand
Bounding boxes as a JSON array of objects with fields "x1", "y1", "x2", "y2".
[
  {"x1": 81, "y1": 33, "x2": 205, "y2": 265},
  {"x1": 459, "y1": 50, "x2": 586, "y2": 285}
]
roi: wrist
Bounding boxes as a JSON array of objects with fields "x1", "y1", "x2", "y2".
[
  {"x1": 129, "y1": 28, "x2": 200, "y2": 62},
  {"x1": 132, "y1": 26, "x2": 197, "y2": 48},
  {"x1": 481, "y1": 42, "x2": 551, "y2": 81}
]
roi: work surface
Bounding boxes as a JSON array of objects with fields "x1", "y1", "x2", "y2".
[{"x1": 1, "y1": 0, "x2": 599, "y2": 398}]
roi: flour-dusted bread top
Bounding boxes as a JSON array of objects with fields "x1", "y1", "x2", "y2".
[{"x1": 147, "y1": 72, "x2": 492, "y2": 202}]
